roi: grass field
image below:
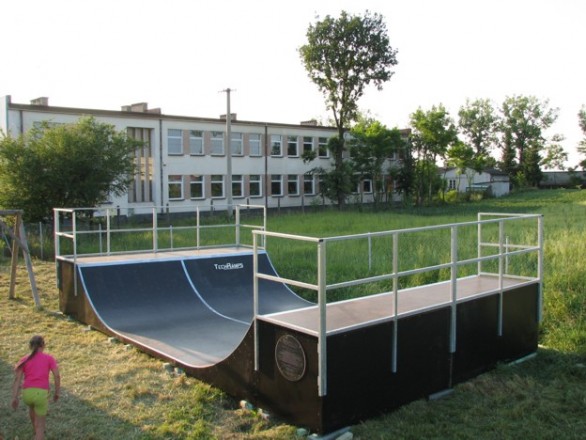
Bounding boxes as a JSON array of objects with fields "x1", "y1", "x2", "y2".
[{"x1": 2, "y1": 189, "x2": 586, "y2": 439}]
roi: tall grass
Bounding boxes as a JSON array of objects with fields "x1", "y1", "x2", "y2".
[
  {"x1": 1, "y1": 189, "x2": 586, "y2": 439},
  {"x1": 266, "y1": 190, "x2": 586, "y2": 355}
]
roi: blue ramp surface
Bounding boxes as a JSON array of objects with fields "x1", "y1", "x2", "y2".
[
  {"x1": 183, "y1": 252, "x2": 312, "y2": 323},
  {"x1": 78, "y1": 260, "x2": 248, "y2": 367}
]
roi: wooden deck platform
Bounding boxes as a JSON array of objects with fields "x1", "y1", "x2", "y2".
[{"x1": 261, "y1": 275, "x2": 535, "y2": 336}]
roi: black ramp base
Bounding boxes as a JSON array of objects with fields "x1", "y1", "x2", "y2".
[{"x1": 57, "y1": 250, "x2": 540, "y2": 436}]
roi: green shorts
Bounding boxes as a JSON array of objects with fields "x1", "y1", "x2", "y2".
[{"x1": 22, "y1": 388, "x2": 49, "y2": 416}]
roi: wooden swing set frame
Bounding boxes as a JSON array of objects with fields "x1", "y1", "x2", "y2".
[{"x1": 0, "y1": 210, "x2": 40, "y2": 307}]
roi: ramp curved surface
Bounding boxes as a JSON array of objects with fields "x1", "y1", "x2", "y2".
[
  {"x1": 182, "y1": 252, "x2": 312, "y2": 323},
  {"x1": 76, "y1": 251, "x2": 311, "y2": 368}
]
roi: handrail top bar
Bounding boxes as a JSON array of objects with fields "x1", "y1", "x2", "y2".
[
  {"x1": 54, "y1": 203, "x2": 266, "y2": 213},
  {"x1": 253, "y1": 213, "x2": 542, "y2": 243},
  {"x1": 479, "y1": 212, "x2": 543, "y2": 218},
  {"x1": 253, "y1": 229, "x2": 322, "y2": 243}
]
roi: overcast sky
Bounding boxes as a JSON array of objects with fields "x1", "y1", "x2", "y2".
[{"x1": 2, "y1": 0, "x2": 585, "y2": 166}]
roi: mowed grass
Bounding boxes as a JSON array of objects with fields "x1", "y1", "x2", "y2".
[{"x1": 1, "y1": 189, "x2": 586, "y2": 439}]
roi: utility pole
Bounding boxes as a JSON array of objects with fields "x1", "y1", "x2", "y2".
[{"x1": 222, "y1": 88, "x2": 234, "y2": 218}]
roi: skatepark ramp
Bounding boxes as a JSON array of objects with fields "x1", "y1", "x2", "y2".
[{"x1": 55, "y1": 206, "x2": 543, "y2": 435}]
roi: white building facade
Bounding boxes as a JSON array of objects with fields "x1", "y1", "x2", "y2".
[{"x1": 1, "y1": 95, "x2": 386, "y2": 213}]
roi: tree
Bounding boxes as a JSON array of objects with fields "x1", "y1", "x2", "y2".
[
  {"x1": 498, "y1": 95, "x2": 558, "y2": 187},
  {"x1": 577, "y1": 106, "x2": 586, "y2": 170},
  {"x1": 409, "y1": 105, "x2": 459, "y2": 204},
  {"x1": 542, "y1": 134, "x2": 568, "y2": 170},
  {"x1": 0, "y1": 116, "x2": 140, "y2": 222},
  {"x1": 394, "y1": 139, "x2": 415, "y2": 204},
  {"x1": 300, "y1": 10, "x2": 398, "y2": 206},
  {"x1": 540, "y1": 135, "x2": 567, "y2": 187},
  {"x1": 458, "y1": 98, "x2": 498, "y2": 157},
  {"x1": 348, "y1": 117, "x2": 405, "y2": 206},
  {"x1": 445, "y1": 141, "x2": 475, "y2": 193}
]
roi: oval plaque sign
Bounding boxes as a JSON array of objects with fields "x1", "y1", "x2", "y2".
[{"x1": 275, "y1": 334, "x2": 306, "y2": 382}]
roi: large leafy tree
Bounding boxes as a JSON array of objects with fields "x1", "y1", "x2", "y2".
[
  {"x1": 458, "y1": 98, "x2": 498, "y2": 157},
  {"x1": 541, "y1": 134, "x2": 568, "y2": 171},
  {"x1": 498, "y1": 95, "x2": 558, "y2": 187},
  {"x1": 348, "y1": 117, "x2": 405, "y2": 206},
  {"x1": 409, "y1": 105, "x2": 459, "y2": 204},
  {"x1": 0, "y1": 116, "x2": 140, "y2": 222},
  {"x1": 299, "y1": 10, "x2": 398, "y2": 206},
  {"x1": 540, "y1": 134, "x2": 568, "y2": 187}
]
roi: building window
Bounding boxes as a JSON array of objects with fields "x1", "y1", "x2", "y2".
[
  {"x1": 232, "y1": 175, "x2": 243, "y2": 197},
  {"x1": 287, "y1": 136, "x2": 299, "y2": 157},
  {"x1": 211, "y1": 175, "x2": 224, "y2": 198},
  {"x1": 168, "y1": 129, "x2": 183, "y2": 155},
  {"x1": 287, "y1": 174, "x2": 299, "y2": 195},
  {"x1": 318, "y1": 137, "x2": 329, "y2": 158},
  {"x1": 303, "y1": 136, "x2": 313, "y2": 154},
  {"x1": 250, "y1": 174, "x2": 262, "y2": 197},
  {"x1": 271, "y1": 135, "x2": 282, "y2": 156},
  {"x1": 355, "y1": 178, "x2": 373, "y2": 194},
  {"x1": 271, "y1": 174, "x2": 283, "y2": 196},
  {"x1": 231, "y1": 132, "x2": 243, "y2": 156},
  {"x1": 249, "y1": 134, "x2": 262, "y2": 156},
  {"x1": 189, "y1": 130, "x2": 203, "y2": 155},
  {"x1": 127, "y1": 127, "x2": 153, "y2": 203},
  {"x1": 363, "y1": 179, "x2": 372, "y2": 193},
  {"x1": 303, "y1": 174, "x2": 315, "y2": 195},
  {"x1": 448, "y1": 179, "x2": 457, "y2": 190},
  {"x1": 190, "y1": 175, "x2": 204, "y2": 199},
  {"x1": 317, "y1": 174, "x2": 325, "y2": 194},
  {"x1": 168, "y1": 175, "x2": 183, "y2": 200},
  {"x1": 211, "y1": 131, "x2": 224, "y2": 155}
]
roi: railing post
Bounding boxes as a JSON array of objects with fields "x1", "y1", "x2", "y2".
[
  {"x1": 477, "y1": 213, "x2": 482, "y2": 275},
  {"x1": 450, "y1": 226, "x2": 458, "y2": 353},
  {"x1": 368, "y1": 233, "x2": 372, "y2": 271},
  {"x1": 262, "y1": 206, "x2": 267, "y2": 248},
  {"x1": 170, "y1": 225, "x2": 174, "y2": 250},
  {"x1": 152, "y1": 207, "x2": 158, "y2": 253},
  {"x1": 106, "y1": 208, "x2": 111, "y2": 255},
  {"x1": 317, "y1": 239, "x2": 327, "y2": 396},
  {"x1": 505, "y1": 235, "x2": 510, "y2": 274},
  {"x1": 196, "y1": 207, "x2": 200, "y2": 249},
  {"x1": 497, "y1": 220, "x2": 505, "y2": 336},
  {"x1": 392, "y1": 232, "x2": 399, "y2": 373},
  {"x1": 253, "y1": 232, "x2": 260, "y2": 371},
  {"x1": 73, "y1": 211, "x2": 78, "y2": 297},
  {"x1": 537, "y1": 215, "x2": 544, "y2": 322},
  {"x1": 98, "y1": 223, "x2": 103, "y2": 254},
  {"x1": 235, "y1": 205, "x2": 241, "y2": 246},
  {"x1": 53, "y1": 210, "x2": 60, "y2": 259}
]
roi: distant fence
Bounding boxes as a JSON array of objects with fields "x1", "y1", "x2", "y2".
[{"x1": 0, "y1": 222, "x2": 55, "y2": 262}]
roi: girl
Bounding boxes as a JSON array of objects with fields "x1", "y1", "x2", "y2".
[{"x1": 11, "y1": 335, "x2": 61, "y2": 440}]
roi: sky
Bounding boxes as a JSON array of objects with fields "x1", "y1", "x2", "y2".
[{"x1": 2, "y1": 0, "x2": 585, "y2": 166}]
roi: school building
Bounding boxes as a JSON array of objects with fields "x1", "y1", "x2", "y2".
[{"x1": 1, "y1": 95, "x2": 404, "y2": 214}]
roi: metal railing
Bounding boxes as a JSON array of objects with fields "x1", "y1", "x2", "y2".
[
  {"x1": 54, "y1": 204, "x2": 267, "y2": 295},
  {"x1": 252, "y1": 213, "x2": 543, "y2": 397},
  {"x1": 54, "y1": 204, "x2": 266, "y2": 259}
]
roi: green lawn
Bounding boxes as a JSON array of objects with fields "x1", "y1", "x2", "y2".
[{"x1": 2, "y1": 189, "x2": 586, "y2": 439}]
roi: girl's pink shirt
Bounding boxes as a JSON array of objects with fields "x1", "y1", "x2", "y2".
[{"x1": 16, "y1": 352, "x2": 58, "y2": 390}]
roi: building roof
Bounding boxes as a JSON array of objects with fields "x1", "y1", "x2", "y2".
[{"x1": 6, "y1": 95, "x2": 338, "y2": 132}]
